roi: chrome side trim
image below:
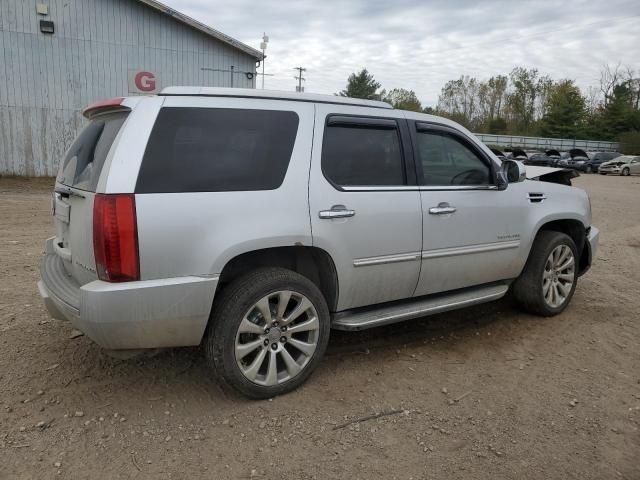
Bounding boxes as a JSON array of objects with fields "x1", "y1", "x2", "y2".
[
  {"x1": 422, "y1": 240, "x2": 520, "y2": 259},
  {"x1": 342, "y1": 186, "x2": 418, "y2": 191},
  {"x1": 353, "y1": 252, "x2": 421, "y2": 267},
  {"x1": 340, "y1": 185, "x2": 499, "y2": 192},
  {"x1": 419, "y1": 185, "x2": 499, "y2": 191},
  {"x1": 332, "y1": 283, "x2": 509, "y2": 331}
]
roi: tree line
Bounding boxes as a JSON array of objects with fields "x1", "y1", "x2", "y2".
[{"x1": 338, "y1": 65, "x2": 640, "y2": 153}]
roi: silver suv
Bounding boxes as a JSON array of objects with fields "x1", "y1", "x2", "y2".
[{"x1": 39, "y1": 88, "x2": 599, "y2": 398}]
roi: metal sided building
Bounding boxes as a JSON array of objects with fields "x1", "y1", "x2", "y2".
[{"x1": 0, "y1": 0, "x2": 263, "y2": 176}]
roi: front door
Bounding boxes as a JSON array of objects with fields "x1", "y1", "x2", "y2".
[
  {"x1": 309, "y1": 105, "x2": 422, "y2": 311},
  {"x1": 410, "y1": 122, "x2": 526, "y2": 297}
]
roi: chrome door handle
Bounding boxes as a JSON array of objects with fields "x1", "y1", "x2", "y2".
[
  {"x1": 319, "y1": 205, "x2": 356, "y2": 219},
  {"x1": 429, "y1": 202, "x2": 456, "y2": 215}
]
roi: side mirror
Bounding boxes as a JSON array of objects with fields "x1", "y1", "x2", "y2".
[{"x1": 502, "y1": 159, "x2": 526, "y2": 184}]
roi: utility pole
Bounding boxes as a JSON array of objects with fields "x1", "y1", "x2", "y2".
[
  {"x1": 294, "y1": 66, "x2": 306, "y2": 93},
  {"x1": 260, "y1": 33, "x2": 269, "y2": 89}
]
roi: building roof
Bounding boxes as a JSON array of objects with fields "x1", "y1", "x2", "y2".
[
  {"x1": 159, "y1": 87, "x2": 394, "y2": 109},
  {"x1": 135, "y1": 0, "x2": 263, "y2": 60}
]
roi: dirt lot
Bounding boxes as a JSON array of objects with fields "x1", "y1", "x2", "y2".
[{"x1": 1, "y1": 174, "x2": 639, "y2": 480}]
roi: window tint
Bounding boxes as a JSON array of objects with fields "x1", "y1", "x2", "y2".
[
  {"x1": 322, "y1": 123, "x2": 405, "y2": 186},
  {"x1": 57, "y1": 112, "x2": 128, "y2": 192},
  {"x1": 136, "y1": 108, "x2": 299, "y2": 193},
  {"x1": 416, "y1": 131, "x2": 491, "y2": 186}
]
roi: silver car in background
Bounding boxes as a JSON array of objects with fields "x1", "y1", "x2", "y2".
[{"x1": 598, "y1": 155, "x2": 640, "y2": 176}]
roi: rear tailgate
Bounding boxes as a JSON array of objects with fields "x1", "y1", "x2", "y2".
[{"x1": 54, "y1": 110, "x2": 129, "y2": 286}]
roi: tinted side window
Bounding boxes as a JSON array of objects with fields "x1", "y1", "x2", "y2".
[
  {"x1": 57, "y1": 112, "x2": 128, "y2": 192},
  {"x1": 136, "y1": 108, "x2": 299, "y2": 193},
  {"x1": 322, "y1": 123, "x2": 405, "y2": 186},
  {"x1": 416, "y1": 131, "x2": 491, "y2": 186}
]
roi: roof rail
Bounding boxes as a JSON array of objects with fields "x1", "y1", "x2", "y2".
[{"x1": 159, "y1": 87, "x2": 393, "y2": 109}]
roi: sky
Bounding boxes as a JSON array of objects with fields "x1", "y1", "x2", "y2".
[{"x1": 162, "y1": 0, "x2": 640, "y2": 107}]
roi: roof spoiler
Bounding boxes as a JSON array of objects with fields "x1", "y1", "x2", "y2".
[{"x1": 83, "y1": 98, "x2": 130, "y2": 119}]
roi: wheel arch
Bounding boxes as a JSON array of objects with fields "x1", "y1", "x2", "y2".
[
  {"x1": 214, "y1": 246, "x2": 339, "y2": 313},
  {"x1": 530, "y1": 218, "x2": 589, "y2": 274}
]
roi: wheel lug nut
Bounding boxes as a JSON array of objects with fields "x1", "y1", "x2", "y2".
[
  {"x1": 272, "y1": 321, "x2": 278, "y2": 327},
  {"x1": 271, "y1": 343, "x2": 278, "y2": 350},
  {"x1": 280, "y1": 336, "x2": 287, "y2": 343},
  {"x1": 263, "y1": 339, "x2": 269, "y2": 346},
  {"x1": 281, "y1": 326, "x2": 287, "y2": 332},
  {"x1": 265, "y1": 327, "x2": 270, "y2": 334}
]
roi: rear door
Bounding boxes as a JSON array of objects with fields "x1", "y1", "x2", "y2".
[
  {"x1": 54, "y1": 110, "x2": 129, "y2": 285},
  {"x1": 309, "y1": 105, "x2": 422, "y2": 311}
]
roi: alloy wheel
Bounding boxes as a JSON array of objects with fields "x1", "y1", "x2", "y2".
[
  {"x1": 234, "y1": 291, "x2": 320, "y2": 386},
  {"x1": 542, "y1": 245, "x2": 575, "y2": 308}
]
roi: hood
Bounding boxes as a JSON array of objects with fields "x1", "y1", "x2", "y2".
[
  {"x1": 546, "y1": 149, "x2": 561, "y2": 158},
  {"x1": 490, "y1": 148, "x2": 506, "y2": 159},
  {"x1": 524, "y1": 165, "x2": 580, "y2": 186},
  {"x1": 509, "y1": 148, "x2": 528, "y2": 159},
  {"x1": 569, "y1": 148, "x2": 589, "y2": 159}
]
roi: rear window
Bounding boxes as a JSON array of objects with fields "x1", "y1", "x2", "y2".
[
  {"x1": 57, "y1": 112, "x2": 128, "y2": 192},
  {"x1": 321, "y1": 124, "x2": 405, "y2": 186},
  {"x1": 135, "y1": 108, "x2": 299, "y2": 193}
]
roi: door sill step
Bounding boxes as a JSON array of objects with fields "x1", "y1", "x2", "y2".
[{"x1": 331, "y1": 283, "x2": 509, "y2": 331}]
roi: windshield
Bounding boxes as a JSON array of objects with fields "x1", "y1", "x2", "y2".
[{"x1": 56, "y1": 112, "x2": 128, "y2": 192}]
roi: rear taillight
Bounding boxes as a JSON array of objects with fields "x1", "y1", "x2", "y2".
[{"x1": 93, "y1": 194, "x2": 140, "y2": 282}]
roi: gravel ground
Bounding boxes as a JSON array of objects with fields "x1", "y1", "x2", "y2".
[{"x1": 1, "y1": 174, "x2": 639, "y2": 480}]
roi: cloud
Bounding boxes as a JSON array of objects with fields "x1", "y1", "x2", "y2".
[{"x1": 163, "y1": 0, "x2": 640, "y2": 106}]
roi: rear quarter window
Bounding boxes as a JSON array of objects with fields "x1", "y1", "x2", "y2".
[{"x1": 135, "y1": 108, "x2": 299, "y2": 193}]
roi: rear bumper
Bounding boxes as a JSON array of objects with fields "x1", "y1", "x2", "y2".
[{"x1": 38, "y1": 238, "x2": 218, "y2": 350}]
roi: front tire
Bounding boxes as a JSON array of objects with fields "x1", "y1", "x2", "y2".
[
  {"x1": 513, "y1": 231, "x2": 578, "y2": 316},
  {"x1": 204, "y1": 268, "x2": 330, "y2": 399},
  {"x1": 622, "y1": 167, "x2": 630, "y2": 176},
  {"x1": 585, "y1": 165, "x2": 593, "y2": 174}
]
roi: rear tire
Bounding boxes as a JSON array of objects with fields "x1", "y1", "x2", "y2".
[
  {"x1": 585, "y1": 165, "x2": 593, "y2": 174},
  {"x1": 513, "y1": 231, "x2": 578, "y2": 317},
  {"x1": 204, "y1": 268, "x2": 330, "y2": 399}
]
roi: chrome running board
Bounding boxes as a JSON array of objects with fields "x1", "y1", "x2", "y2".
[{"x1": 331, "y1": 283, "x2": 509, "y2": 331}]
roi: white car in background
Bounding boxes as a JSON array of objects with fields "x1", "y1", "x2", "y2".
[{"x1": 598, "y1": 155, "x2": 640, "y2": 176}]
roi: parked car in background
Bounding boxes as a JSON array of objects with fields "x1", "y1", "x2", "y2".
[
  {"x1": 564, "y1": 148, "x2": 591, "y2": 171},
  {"x1": 38, "y1": 88, "x2": 599, "y2": 398},
  {"x1": 598, "y1": 155, "x2": 640, "y2": 176},
  {"x1": 490, "y1": 148, "x2": 507, "y2": 161},
  {"x1": 557, "y1": 152, "x2": 571, "y2": 167},
  {"x1": 546, "y1": 149, "x2": 562, "y2": 167},
  {"x1": 586, "y1": 152, "x2": 622, "y2": 173},
  {"x1": 525, "y1": 152, "x2": 554, "y2": 167},
  {"x1": 508, "y1": 148, "x2": 528, "y2": 161}
]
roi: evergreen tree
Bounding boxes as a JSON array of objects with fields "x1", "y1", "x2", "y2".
[
  {"x1": 539, "y1": 80, "x2": 586, "y2": 138},
  {"x1": 338, "y1": 69, "x2": 382, "y2": 100}
]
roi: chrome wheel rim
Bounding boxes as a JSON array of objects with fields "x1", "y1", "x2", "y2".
[
  {"x1": 234, "y1": 291, "x2": 319, "y2": 386},
  {"x1": 542, "y1": 245, "x2": 575, "y2": 308}
]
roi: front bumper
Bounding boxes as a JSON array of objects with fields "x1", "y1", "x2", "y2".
[
  {"x1": 579, "y1": 226, "x2": 599, "y2": 276},
  {"x1": 38, "y1": 238, "x2": 218, "y2": 350}
]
